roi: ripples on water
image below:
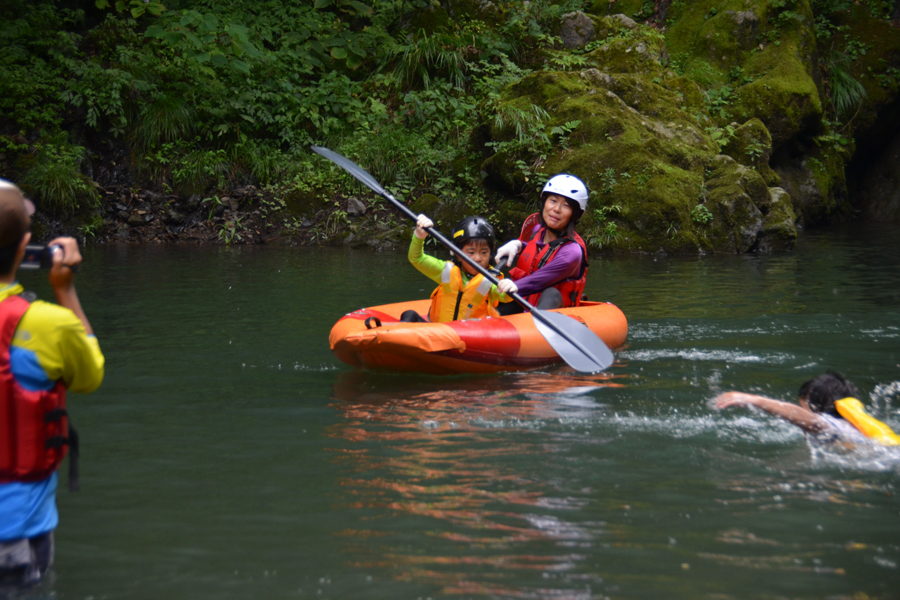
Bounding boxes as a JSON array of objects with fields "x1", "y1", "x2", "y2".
[{"x1": 24, "y1": 223, "x2": 897, "y2": 599}]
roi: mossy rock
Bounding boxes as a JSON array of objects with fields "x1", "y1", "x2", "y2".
[
  {"x1": 409, "y1": 193, "x2": 469, "y2": 233},
  {"x1": 665, "y1": 0, "x2": 822, "y2": 148},
  {"x1": 757, "y1": 187, "x2": 797, "y2": 252},
  {"x1": 588, "y1": 2, "x2": 647, "y2": 19},
  {"x1": 698, "y1": 155, "x2": 781, "y2": 253},
  {"x1": 827, "y1": 8, "x2": 900, "y2": 138},
  {"x1": 722, "y1": 118, "x2": 781, "y2": 185},
  {"x1": 473, "y1": 14, "x2": 800, "y2": 254},
  {"x1": 283, "y1": 188, "x2": 324, "y2": 218},
  {"x1": 583, "y1": 16, "x2": 668, "y2": 76},
  {"x1": 774, "y1": 144, "x2": 852, "y2": 225},
  {"x1": 731, "y1": 58, "x2": 822, "y2": 149},
  {"x1": 664, "y1": 0, "x2": 764, "y2": 87},
  {"x1": 828, "y1": 8, "x2": 900, "y2": 212}
]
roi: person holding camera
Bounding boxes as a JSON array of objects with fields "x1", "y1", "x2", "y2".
[{"x1": 0, "y1": 178, "x2": 104, "y2": 587}]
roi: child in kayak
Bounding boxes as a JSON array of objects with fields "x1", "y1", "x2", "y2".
[
  {"x1": 401, "y1": 215, "x2": 517, "y2": 323},
  {"x1": 714, "y1": 370, "x2": 900, "y2": 445}
]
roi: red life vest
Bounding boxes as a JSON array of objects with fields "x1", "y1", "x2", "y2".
[
  {"x1": 509, "y1": 213, "x2": 588, "y2": 308},
  {"x1": 0, "y1": 295, "x2": 70, "y2": 484}
]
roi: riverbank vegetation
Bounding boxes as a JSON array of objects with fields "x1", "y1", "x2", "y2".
[{"x1": 1, "y1": 0, "x2": 898, "y2": 251}]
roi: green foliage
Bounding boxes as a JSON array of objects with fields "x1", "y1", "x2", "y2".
[
  {"x1": 484, "y1": 103, "x2": 553, "y2": 187},
  {"x1": 79, "y1": 214, "x2": 105, "y2": 239},
  {"x1": 549, "y1": 120, "x2": 581, "y2": 150},
  {"x1": 691, "y1": 204, "x2": 713, "y2": 225},
  {"x1": 218, "y1": 216, "x2": 245, "y2": 244},
  {"x1": 96, "y1": 0, "x2": 167, "y2": 19},
  {"x1": 338, "y1": 123, "x2": 455, "y2": 195},
  {"x1": 873, "y1": 62, "x2": 900, "y2": 89},
  {"x1": 745, "y1": 141, "x2": 767, "y2": 161},
  {"x1": 704, "y1": 86, "x2": 733, "y2": 119},
  {"x1": 828, "y1": 58, "x2": 867, "y2": 117},
  {"x1": 705, "y1": 125, "x2": 737, "y2": 151},
  {"x1": 585, "y1": 203, "x2": 623, "y2": 249},
  {"x1": 132, "y1": 94, "x2": 195, "y2": 151},
  {"x1": 814, "y1": 122, "x2": 851, "y2": 153},
  {"x1": 381, "y1": 29, "x2": 473, "y2": 90},
  {"x1": 20, "y1": 136, "x2": 99, "y2": 217},
  {"x1": 599, "y1": 168, "x2": 617, "y2": 194}
]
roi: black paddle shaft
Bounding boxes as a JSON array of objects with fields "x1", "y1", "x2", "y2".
[
  {"x1": 309, "y1": 146, "x2": 532, "y2": 305},
  {"x1": 309, "y1": 145, "x2": 613, "y2": 372}
]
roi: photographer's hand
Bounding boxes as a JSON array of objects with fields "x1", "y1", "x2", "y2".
[{"x1": 48, "y1": 237, "x2": 93, "y2": 335}]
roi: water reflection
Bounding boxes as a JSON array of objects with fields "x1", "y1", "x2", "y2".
[{"x1": 328, "y1": 371, "x2": 621, "y2": 596}]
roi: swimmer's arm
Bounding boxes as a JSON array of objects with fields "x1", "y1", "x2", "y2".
[{"x1": 713, "y1": 392, "x2": 832, "y2": 435}]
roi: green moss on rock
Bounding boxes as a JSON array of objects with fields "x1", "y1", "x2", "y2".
[
  {"x1": 665, "y1": 0, "x2": 823, "y2": 149},
  {"x1": 758, "y1": 187, "x2": 797, "y2": 252},
  {"x1": 775, "y1": 146, "x2": 851, "y2": 225},
  {"x1": 474, "y1": 13, "x2": 800, "y2": 254},
  {"x1": 722, "y1": 118, "x2": 781, "y2": 185}
]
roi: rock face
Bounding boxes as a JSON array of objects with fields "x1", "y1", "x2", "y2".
[
  {"x1": 662, "y1": 0, "x2": 900, "y2": 227},
  {"x1": 476, "y1": 14, "x2": 797, "y2": 253},
  {"x1": 857, "y1": 129, "x2": 900, "y2": 222},
  {"x1": 469, "y1": 1, "x2": 900, "y2": 253},
  {"x1": 347, "y1": 198, "x2": 367, "y2": 217},
  {"x1": 560, "y1": 11, "x2": 596, "y2": 48}
]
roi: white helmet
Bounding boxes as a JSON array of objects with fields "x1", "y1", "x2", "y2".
[{"x1": 541, "y1": 174, "x2": 589, "y2": 211}]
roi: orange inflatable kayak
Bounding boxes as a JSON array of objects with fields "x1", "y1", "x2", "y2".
[{"x1": 329, "y1": 299, "x2": 628, "y2": 375}]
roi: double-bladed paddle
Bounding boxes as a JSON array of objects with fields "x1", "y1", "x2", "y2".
[{"x1": 310, "y1": 145, "x2": 615, "y2": 373}]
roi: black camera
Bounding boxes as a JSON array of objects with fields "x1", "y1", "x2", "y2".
[{"x1": 20, "y1": 244, "x2": 62, "y2": 271}]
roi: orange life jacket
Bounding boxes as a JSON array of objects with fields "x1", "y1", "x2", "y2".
[
  {"x1": 0, "y1": 295, "x2": 71, "y2": 483},
  {"x1": 428, "y1": 262, "x2": 500, "y2": 322},
  {"x1": 834, "y1": 398, "x2": 900, "y2": 445},
  {"x1": 509, "y1": 213, "x2": 588, "y2": 308}
]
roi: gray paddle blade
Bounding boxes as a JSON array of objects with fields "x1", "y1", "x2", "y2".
[
  {"x1": 310, "y1": 146, "x2": 388, "y2": 197},
  {"x1": 532, "y1": 309, "x2": 615, "y2": 373}
]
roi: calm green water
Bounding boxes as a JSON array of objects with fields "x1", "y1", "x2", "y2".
[{"x1": 15, "y1": 223, "x2": 900, "y2": 599}]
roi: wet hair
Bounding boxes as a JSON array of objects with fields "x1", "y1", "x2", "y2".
[
  {"x1": 0, "y1": 235, "x2": 25, "y2": 276},
  {"x1": 798, "y1": 370, "x2": 859, "y2": 417},
  {"x1": 538, "y1": 195, "x2": 583, "y2": 238}
]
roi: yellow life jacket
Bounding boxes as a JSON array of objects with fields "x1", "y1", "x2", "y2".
[
  {"x1": 834, "y1": 398, "x2": 900, "y2": 445},
  {"x1": 428, "y1": 262, "x2": 500, "y2": 323}
]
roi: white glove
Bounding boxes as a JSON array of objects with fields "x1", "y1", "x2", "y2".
[
  {"x1": 495, "y1": 240, "x2": 523, "y2": 267},
  {"x1": 497, "y1": 278, "x2": 518, "y2": 296},
  {"x1": 414, "y1": 214, "x2": 433, "y2": 239}
]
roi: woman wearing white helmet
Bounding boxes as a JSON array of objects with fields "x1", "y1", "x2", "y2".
[{"x1": 494, "y1": 173, "x2": 590, "y2": 314}]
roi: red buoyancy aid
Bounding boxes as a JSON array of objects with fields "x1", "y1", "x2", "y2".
[
  {"x1": 509, "y1": 213, "x2": 588, "y2": 308},
  {"x1": 0, "y1": 295, "x2": 70, "y2": 483}
]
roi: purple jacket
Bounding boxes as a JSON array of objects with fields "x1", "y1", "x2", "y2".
[{"x1": 513, "y1": 224, "x2": 583, "y2": 297}]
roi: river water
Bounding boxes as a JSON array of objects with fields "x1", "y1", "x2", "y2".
[{"x1": 15, "y1": 222, "x2": 900, "y2": 599}]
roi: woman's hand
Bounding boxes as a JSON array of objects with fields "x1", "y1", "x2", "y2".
[
  {"x1": 497, "y1": 279, "x2": 518, "y2": 296},
  {"x1": 495, "y1": 240, "x2": 523, "y2": 267},
  {"x1": 415, "y1": 214, "x2": 433, "y2": 239}
]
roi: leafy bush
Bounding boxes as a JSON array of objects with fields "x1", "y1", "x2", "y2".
[{"x1": 20, "y1": 136, "x2": 99, "y2": 217}]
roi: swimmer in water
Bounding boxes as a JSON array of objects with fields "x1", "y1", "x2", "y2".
[{"x1": 713, "y1": 370, "x2": 900, "y2": 445}]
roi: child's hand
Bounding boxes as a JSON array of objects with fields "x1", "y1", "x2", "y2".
[
  {"x1": 415, "y1": 214, "x2": 433, "y2": 239},
  {"x1": 497, "y1": 279, "x2": 517, "y2": 296},
  {"x1": 713, "y1": 392, "x2": 756, "y2": 410}
]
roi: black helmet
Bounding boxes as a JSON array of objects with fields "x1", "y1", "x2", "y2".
[{"x1": 452, "y1": 215, "x2": 495, "y2": 263}]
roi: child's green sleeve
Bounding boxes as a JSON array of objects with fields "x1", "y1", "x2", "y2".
[
  {"x1": 409, "y1": 234, "x2": 448, "y2": 285},
  {"x1": 489, "y1": 284, "x2": 514, "y2": 304}
]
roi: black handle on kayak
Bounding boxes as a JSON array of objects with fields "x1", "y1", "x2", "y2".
[{"x1": 309, "y1": 145, "x2": 614, "y2": 372}]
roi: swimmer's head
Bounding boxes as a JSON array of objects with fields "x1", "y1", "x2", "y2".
[{"x1": 798, "y1": 370, "x2": 859, "y2": 417}]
